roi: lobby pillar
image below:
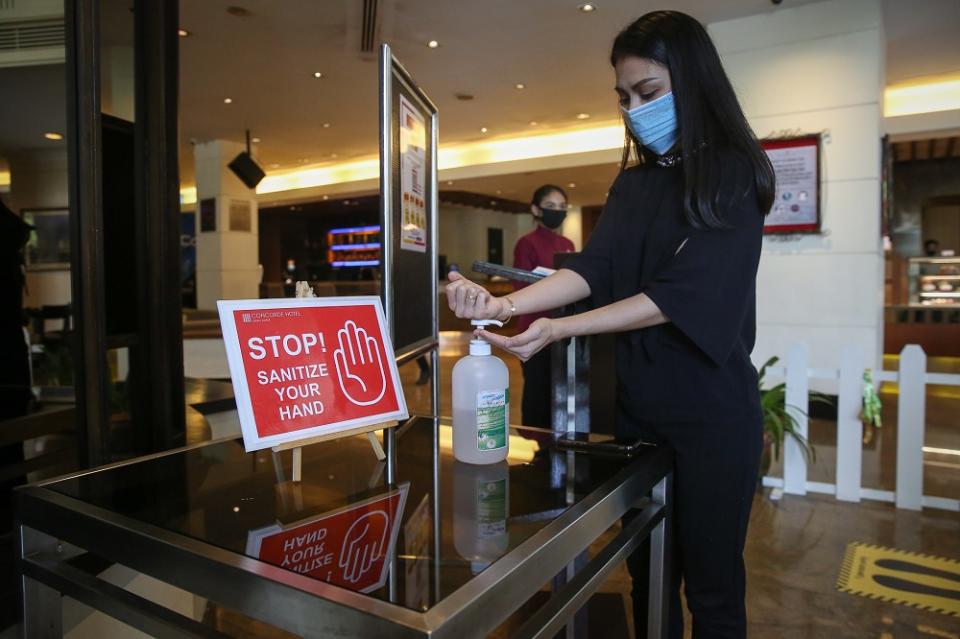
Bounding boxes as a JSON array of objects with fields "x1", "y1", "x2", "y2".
[{"x1": 193, "y1": 140, "x2": 260, "y2": 309}]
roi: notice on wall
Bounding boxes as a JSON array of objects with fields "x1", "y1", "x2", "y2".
[
  {"x1": 762, "y1": 135, "x2": 820, "y2": 234},
  {"x1": 246, "y1": 483, "x2": 409, "y2": 594},
  {"x1": 218, "y1": 297, "x2": 408, "y2": 452},
  {"x1": 399, "y1": 94, "x2": 427, "y2": 253}
]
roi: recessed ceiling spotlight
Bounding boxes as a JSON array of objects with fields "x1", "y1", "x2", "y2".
[
  {"x1": 568, "y1": 182, "x2": 577, "y2": 188},
  {"x1": 226, "y1": 6, "x2": 252, "y2": 17},
  {"x1": 322, "y1": 122, "x2": 331, "y2": 128},
  {"x1": 576, "y1": 112, "x2": 590, "y2": 119},
  {"x1": 330, "y1": 153, "x2": 338, "y2": 159},
  {"x1": 446, "y1": 180, "x2": 454, "y2": 185},
  {"x1": 515, "y1": 83, "x2": 525, "y2": 90},
  {"x1": 480, "y1": 127, "x2": 488, "y2": 133},
  {"x1": 427, "y1": 40, "x2": 440, "y2": 48},
  {"x1": 578, "y1": 3, "x2": 597, "y2": 13},
  {"x1": 44, "y1": 132, "x2": 63, "y2": 140},
  {"x1": 496, "y1": 190, "x2": 502, "y2": 194},
  {"x1": 251, "y1": 137, "x2": 261, "y2": 143},
  {"x1": 269, "y1": 163, "x2": 280, "y2": 169},
  {"x1": 178, "y1": 28, "x2": 190, "y2": 37},
  {"x1": 223, "y1": 97, "x2": 233, "y2": 104},
  {"x1": 322, "y1": 195, "x2": 329, "y2": 200},
  {"x1": 313, "y1": 71, "x2": 323, "y2": 78},
  {"x1": 455, "y1": 93, "x2": 475, "y2": 101},
  {"x1": 529, "y1": 121, "x2": 538, "y2": 126}
]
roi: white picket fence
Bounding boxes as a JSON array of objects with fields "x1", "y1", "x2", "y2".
[{"x1": 761, "y1": 343, "x2": 960, "y2": 512}]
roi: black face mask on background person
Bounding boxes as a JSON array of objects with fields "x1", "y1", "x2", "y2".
[{"x1": 538, "y1": 207, "x2": 567, "y2": 229}]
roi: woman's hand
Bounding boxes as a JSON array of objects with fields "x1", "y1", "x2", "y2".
[
  {"x1": 445, "y1": 272, "x2": 508, "y2": 320},
  {"x1": 479, "y1": 317, "x2": 559, "y2": 362}
]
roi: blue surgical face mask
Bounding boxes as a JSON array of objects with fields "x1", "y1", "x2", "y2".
[{"x1": 621, "y1": 91, "x2": 679, "y2": 156}]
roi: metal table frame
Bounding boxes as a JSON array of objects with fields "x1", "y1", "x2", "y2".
[{"x1": 17, "y1": 435, "x2": 672, "y2": 639}]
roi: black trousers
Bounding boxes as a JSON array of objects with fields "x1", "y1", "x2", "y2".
[
  {"x1": 624, "y1": 414, "x2": 762, "y2": 639},
  {"x1": 520, "y1": 348, "x2": 552, "y2": 428}
]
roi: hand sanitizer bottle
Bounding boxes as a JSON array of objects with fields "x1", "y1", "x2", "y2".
[{"x1": 452, "y1": 320, "x2": 510, "y2": 464}]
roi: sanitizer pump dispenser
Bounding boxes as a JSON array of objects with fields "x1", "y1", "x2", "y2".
[{"x1": 452, "y1": 320, "x2": 510, "y2": 464}]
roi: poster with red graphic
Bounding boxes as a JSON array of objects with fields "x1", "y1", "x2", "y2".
[
  {"x1": 218, "y1": 297, "x2": 408, "y2": 452},
  {"x1": 246, "y1": 483, "x2": 409, "y2": 594}
]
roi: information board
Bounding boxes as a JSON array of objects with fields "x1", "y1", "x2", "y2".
[
  {"x1": 380, "y1": 45, "x2": 438, "y2": 355},
  {"x1": 218, "y1": 297, "x2": 409, "y2": 452},
  {"x1": 762, "y1": 135, "x2": 821, "y2": 234}
]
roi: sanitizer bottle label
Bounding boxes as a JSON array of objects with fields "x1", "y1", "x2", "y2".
[
  {"x1": 476, "y1": 389, "x2": 508, "y2": 451},
  {"x1": 478, "y1": 479, "x2": 507, "y2": 537}
]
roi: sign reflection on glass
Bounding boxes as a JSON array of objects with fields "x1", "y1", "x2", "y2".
[{"x1": 246, "y1": 484, "x2": 409, "y2": 593}]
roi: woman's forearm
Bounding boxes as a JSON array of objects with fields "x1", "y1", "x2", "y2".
[
  {"x1": 502, "y1": 268, "x2": 591, "y2": 317},
  {"x1": 553, "y1": 292, "x2": 668, "y2": 339}
]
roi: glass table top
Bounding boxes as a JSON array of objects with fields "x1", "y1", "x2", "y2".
[{"x1": 47, "y1": 417, "x2": 646, "y2": 612}]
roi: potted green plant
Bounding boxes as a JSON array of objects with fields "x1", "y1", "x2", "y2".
[{"x1": 757, "y1": 356, "x2": 832, "y2": 480}]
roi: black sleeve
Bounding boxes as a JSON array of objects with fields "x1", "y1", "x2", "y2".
[
  {"x1": 643, "y1": 163, "x2": 763, "y2": 366},
  {"x1": 563, "y1": 173, "x2": 624, "y2": 302}
]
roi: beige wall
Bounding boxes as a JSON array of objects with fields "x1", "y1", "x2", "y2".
[{"x1": 710, "y1": 0, "x2": 886, "y2": 373}]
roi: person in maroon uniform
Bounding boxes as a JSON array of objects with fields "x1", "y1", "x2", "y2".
[{"x1": 511, "y1": 184, "x2": 574, "y2": 427}]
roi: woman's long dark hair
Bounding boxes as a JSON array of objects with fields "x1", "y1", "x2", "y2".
[{"x1": 611, "y1": 11, "x2": 775, "y2": 229}]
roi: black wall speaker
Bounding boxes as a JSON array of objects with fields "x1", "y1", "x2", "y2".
[{"x1": 228, "y1": 151, "x2": 265, "y2": 189}]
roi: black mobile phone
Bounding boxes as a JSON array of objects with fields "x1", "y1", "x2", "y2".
[
  {"x1": 556, "y1": 432, "x2": 654, "y2": 457},
  {"x1": 471, "y1": 260, "x2": 546, "y2": 284}
]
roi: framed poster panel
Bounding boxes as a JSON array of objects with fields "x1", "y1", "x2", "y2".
[
  {"x1": 379, "y1": 44, "x2": 439, "y2": 357},
  {"x1": 761, "y1": 135, "x2": 821, "y2": 234}
]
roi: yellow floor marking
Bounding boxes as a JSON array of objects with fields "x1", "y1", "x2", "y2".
[{"x1": 837, "y1": 542, "x2": 960, "y2": 617}]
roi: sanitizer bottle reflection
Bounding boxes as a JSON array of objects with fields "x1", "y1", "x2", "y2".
[{"x1": 453, "y1": 460, "x2": 510, "y2": 574}]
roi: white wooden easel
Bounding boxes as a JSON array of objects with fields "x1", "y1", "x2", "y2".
[{"x1": 273, "y1": 281, "x2": 390, "y2": 482}]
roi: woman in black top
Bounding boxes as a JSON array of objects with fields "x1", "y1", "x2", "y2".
[{"x1": 446, "y1": 10, "x2": 774, "y2": 639}]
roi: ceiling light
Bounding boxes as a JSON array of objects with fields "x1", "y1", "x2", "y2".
[
  {"x1": 178, "y1": 28, "x2": 190, "y2": 37},
  {"x1": 427, "y1": 40, "x2": 440, "y2": 48},
  {"x1": 490, "y1": 200, "x2": 497, "y2": 206},
  {"x1": 223, "y1": 97, "x2": 233, "y2": 104},
  {"x1": 480, "y1": 127, "x2": 488, "y2": 133},
  {"x1": 251, "y1": 137, "x2": 261, "y2": 143},
  {"x1": 515, "y1": 83, "x2": 525, "y2": 90},
  {"x1": 884, "y1": 76, "x2": 960, "y2": 117},
  {"x1": 322, "y1": 195, "x2": 329, "y2": 200},
  {"x1": 578, "y1": 3, "x2": 596, "y2": 12},
  {"x1": 446, "y1": 180, "x2": 454, "y2": 185},
  {"x1": 455, "y1": 93, "x2": 475, "y2": 101},
  {"x1": 576, "y1": 112, "x2": 590, "y2": 120},
  {"x1": 568, "y1": 182, "x2": 577, "y2": 188},
  {"x1": 269, "y1": 163, "x2": 280, "y2": 169},
  {"x1": 313, "y1": 71, "x2": 323, "y2": 78},
  {"x1": 44, "y1": 132, "x2": 63, "y2": 140},
  {"x1": 330, "y1": 153, "x2": 338, "y2": 158},
  {"x1": 529, "y1": 121, "x2": 538, "y2": 126},
  {"x1": 496, "y1": 190, "x2": 502, "y2": 194},
  {"x1": 322, "y1": 122, "x2": 331, "y2": 128}
]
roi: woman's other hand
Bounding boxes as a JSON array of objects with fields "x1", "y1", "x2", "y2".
[
  {"x1": 479, "y1": 317, "x2": 558, "y2": 362},
  {"x1": 446, "y1": 271, "x2": 507, "y2": 320}
]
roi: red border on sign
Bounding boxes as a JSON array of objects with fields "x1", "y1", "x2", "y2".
[
  {"x1": 761, "y1": 134, "x2": 821, "y2": 235},
  {"x1": 218, "y1": 296, "x2": 409, "y2": 452}
]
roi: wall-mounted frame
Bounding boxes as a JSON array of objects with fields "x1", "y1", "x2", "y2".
[
  {"x1": 22, "y1": 208, "x2": 71, "y2": 270},
  {"x1": 761, "y1": 134, "x2": 821, "y2": 234}
]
